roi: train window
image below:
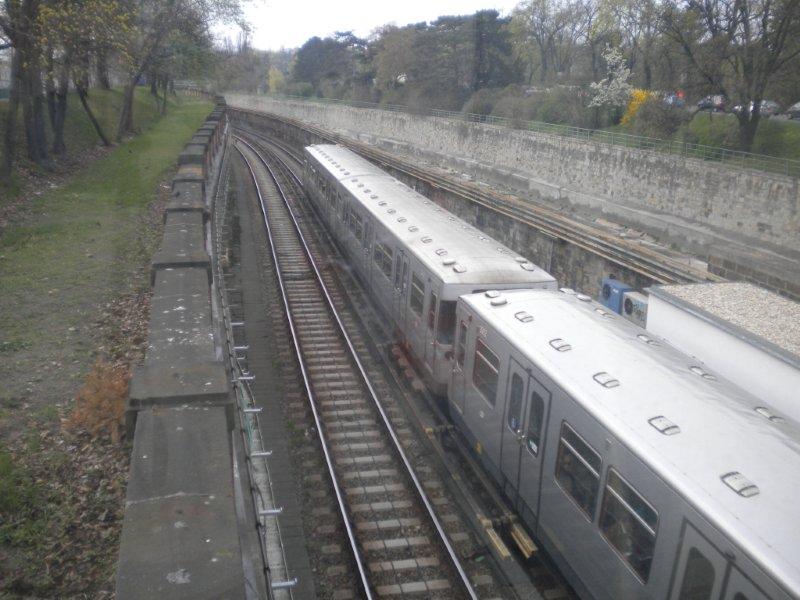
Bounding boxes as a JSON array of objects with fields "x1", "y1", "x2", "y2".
[
  {"x1": 556, "y1": 423, "x2": 601, "y2": 519},
  {"x1": 374, "y1": 243, "x2": 393, "y2": 279},
  {"x1": 473, "y1": 339, "x2": 500, "y2": 406},
  {"x1": 428, "y1": 291, "x2": 438, "y2": 331},
  {"x1": 678, "y1": 548, "x2": 715, "y2": 600},
  {"x1": 456, "y1": 322, "x2": 467, "y2": 368},
  {"x1": 507, "y1": 374, "x2": 524, "y2": 432},
  {"x1": 394, "y1": 255, "x2": 404, "y2": 290},
  {"x1": 410, "y1": 274, "x2": 425, "y2": 316},
  {"x1": 437, "y1": 301, "x2": 457, "y2": 344},
  {"x1": 354, "y1": 213, "x2": 364, "y2": 241},
  {"x1": 526, "y1": 391, "x2": 545, "y2": 455},
  {"x1": 599, "y1": 469, "x2": 658, "y2": 582}
]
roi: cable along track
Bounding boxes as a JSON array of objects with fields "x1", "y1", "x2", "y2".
[{"x1": 233, "y1": 136, "x2": 477, "y2": 600}]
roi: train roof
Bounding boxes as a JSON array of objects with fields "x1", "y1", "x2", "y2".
[
  {"x1": 461, "y1": 288, "x2": 800, "y2": 594},
  {"x1": 305, "y1": 144, "x2": 556, "y2": 288}
]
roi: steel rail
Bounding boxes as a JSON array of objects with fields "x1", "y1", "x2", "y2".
[
  {"x1": 232, "y1": 141, "x2": 375, "y2": 600},
  {"x1": 234, "y1": 135, "x2": 480, "y2": 600},
  {"x1": 231, "y1": 109, "x2": 722, "y2": 285}
]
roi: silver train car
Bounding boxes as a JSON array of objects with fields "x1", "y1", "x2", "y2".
[
  {"x1": 302, "y1": 144, "x2": 556, "y2": 393},
  {"x1": 451, "y1": 288, "x2": 800, "y2": 599}
]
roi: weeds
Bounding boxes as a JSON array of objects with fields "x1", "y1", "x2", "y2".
[{"x1": 67, "y1": 359, "x2": 129, "y2": 443}]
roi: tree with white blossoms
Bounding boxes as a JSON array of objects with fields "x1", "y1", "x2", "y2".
[{"x1": 589, "y1": 46, "x2": 633, "y2": 117}]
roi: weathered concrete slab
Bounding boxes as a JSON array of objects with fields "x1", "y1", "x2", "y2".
[
  {"x1": 146, "y1": 267, "x2": 215, "y2": 365},
  {"x1": 116, "y1": 406, "x2": 245, "y2": 600},
  {"x1": 165, "y1": 181, "x2": 206, "y2": 218},
  {"x1": 189, "y1": 134, "x2": 211, "y2": 146},
  {"x1": 150, "y1": 212, "x2": 210, "y2": 284},
  {"x1": 172, "y1": 164, "x2": 205, "y2": 190},
  {"x1": 128, "y1": 362, "x2": 229, "y2": 407},
  {"x1": 178, "y1": 144, "x2": 207, "y2": 168}
]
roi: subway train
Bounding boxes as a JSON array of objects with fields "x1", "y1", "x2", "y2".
[{"x1": 302, "y1": 144, "x2": 800, "y2": 600}]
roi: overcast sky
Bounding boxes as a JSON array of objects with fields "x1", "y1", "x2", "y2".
[{"x1": 219, "y1": 0, "x2": 522, "y2": 51}]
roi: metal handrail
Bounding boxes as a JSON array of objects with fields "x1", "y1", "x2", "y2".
[{"x1": 253, "y1": 93, "x2": 800, "y2": 179}]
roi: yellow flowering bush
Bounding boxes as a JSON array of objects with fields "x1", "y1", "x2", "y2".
[{"x1": 621, "y1": 89, "x2": 657, "y2": 125}]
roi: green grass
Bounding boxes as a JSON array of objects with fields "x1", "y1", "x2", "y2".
[
  {"x1": 0, "y1": 94, "x2": 212, "y2": 405},
  {"x1": 685, "y1": 112, "x2": 800, "y2": 161},
  {"x1": 0, "y1": 87, "x2": 175, "y2": 197},
  {"x1": 0, "y1": 93, "x2": 212, "y2": 596}
]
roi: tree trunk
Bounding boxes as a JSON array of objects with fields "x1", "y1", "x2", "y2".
[
  {"x1": 76, "y1": 83, "x2": 111, "y2": 146},
  {"x1": 95, "y1": 49, "x2": 111, "y2": 90},
  {"x1": 1, "y1": 51, "x2": 22, "y2": 184},
  {"x1": 52, "y1": 57, "x2": 71, "y2": 155},
  {"x1": 737, "y1": 110, "x2": 761, "y2": 153},
  {"x1": 160, "y1": 77, "x2": 168, "y2": 115},
  {"x1": 116, "y1": 78, "x2": 137, "y2": 142},
  {"x1": 45, "y1": 48, "x2": 57, "y2": 131}
]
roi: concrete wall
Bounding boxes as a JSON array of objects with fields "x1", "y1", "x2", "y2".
[{"x1": 227, "y1": 94, "x2": 800, "y2": 256}]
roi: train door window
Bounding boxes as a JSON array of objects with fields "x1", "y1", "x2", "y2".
[
  {"x1": 677, "y1": 547, "x2": 715, "y2": 600},
  {"x1": 428, "y1": 291, "x2": 438, "y2": 331},
  {"x1": 410, "y1": 273, "x2": 425, "y2": 315},
  {"x1": 473, "y1": 339, "x2": 500, "y2": 406},
  {"x1": 555, "y1": 422, "x2": 602, "y2": 519},
  {"x1": 394, "y1": 255, "x2": 404, "y2": 291},
  {"x1": 507, "y1": 373, "x2": 524, "y2": 432},
  {"x1": 456, "y1": 321, "x2": 467, "y2": 368},
  {"x1": 362, "y1": 220, "x2": 370, "y2": 250},
  {"x1": 437, "y1": 301, "x2": 457, "y2": 344},
  {"x1": 401, "y1": 261, "x2": 408, "y2": 293},
  {"x1": 599, "y1": 468, "x2": 658, "y2": 582},
  {"x1": 526, "y1": 391, "x2": 545, "y2": 455},
  {"x1": 374, "y1": 243, "x2": 393, "y2": 279}
]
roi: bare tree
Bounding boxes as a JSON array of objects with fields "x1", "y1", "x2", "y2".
[{"x1": 663, "y1": 0, "x2": 800, "y2": 150}]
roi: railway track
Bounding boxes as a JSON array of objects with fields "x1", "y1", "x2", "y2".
[
  {"x1": 232, "y1": 136, "x2": 482, "y2": 599},
  {"x1": 230, "y1": 108, "x2": 723, "y2": 286}
]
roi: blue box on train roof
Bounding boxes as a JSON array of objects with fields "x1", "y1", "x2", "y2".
[{"x1": 599, "y1": 277, "x2": 633, "y2": 314}]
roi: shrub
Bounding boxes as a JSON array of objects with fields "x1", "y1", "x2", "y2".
[
  {"x1": 630, "y1": 97, "x2": 689, "y2": 139},
  {"x1": 67, "y1": 359, "x2": 129, "y2": 443},
  {"x1": 621, "y1": 89, "x2": 656, "y2": 126}
]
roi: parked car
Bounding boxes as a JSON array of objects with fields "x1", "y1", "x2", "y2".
[
  {"x1": 784, "y1": 101, "x2": 800, "y2": 119},
  {"x1": 697, "y1": 94, "x2": 726, "y2": 111},
  {"x1": 663, "y1": 91, "x2": 686, "y2": 108},
  {"x1": 732, "y1": 99, "x2": 781, "y2": 117}
]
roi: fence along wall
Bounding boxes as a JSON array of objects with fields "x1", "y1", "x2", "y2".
[
  {"x1": 115, "y1": 99, "x2": 248, "y2": 599},
  {"x1": 227, "y1": 94, "x2": 800, "y2": 257}
]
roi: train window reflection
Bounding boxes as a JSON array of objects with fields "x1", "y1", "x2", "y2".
[
  {"x1": 473, "y1": 339, "x2": 499, "y2": 406},
  {"x1": 456, "y1": 322, "x2": 467, "y2": 368},
  {"x1": 556, "y1": 423, "x2": 601, "y2": 519},
  {"x1": 437, "y1": 302, "x2": 457, "y2": 344},
  {"x1": 678, "y1": 547, "x2": 715, "y2": 600},
  {"x1": 410, "y1": 274, "x2": 425, "y2": 315},
  {"x1": 526, "y1": 391, "x2": 545, "y2": 456},
  {"x1": 507, "y1": 374, "x2": 524, "y2": 432},
  {"x1": 599, "y1": 469, "x2": 658, "y2": 582}
]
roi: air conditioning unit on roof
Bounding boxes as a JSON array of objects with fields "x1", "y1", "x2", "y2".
[
  {"x1": 622, "y1": 291, "x2": 649, "y2": 328},
  {"x1": 599, "y1": 277, "x2": 633, "y2": 314}
]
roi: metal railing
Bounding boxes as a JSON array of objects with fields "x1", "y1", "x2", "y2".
[
  {"x1": 212, "y1": 124, "x2": 297, "y2": 600},
  {"x1": 255, "y1": 93, "x2": 800, "y2": 179}
]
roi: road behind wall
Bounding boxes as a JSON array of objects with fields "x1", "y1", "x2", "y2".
[{"x1": 227, "y1": 94, "x2": 800, "y2": 260}]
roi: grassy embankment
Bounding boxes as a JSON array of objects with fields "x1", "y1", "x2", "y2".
[
  {"x1": 0, "y1": 93, "x2": 212, "y2": 596},
  {"x1": 0, "y1": 87, "x2": 171, "y2": 199}
]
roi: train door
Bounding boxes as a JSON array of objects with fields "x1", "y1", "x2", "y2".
[
  {"x1": 362, "y1": 218, "x2": 372, "y2": 277},
  {"x1": 500, "y1": 360, "x2": 549, "y2": 520},
  {"x1": 424, "y1": 287, "x2": 438, "y2": 373},
  {"x1": 669, "y1": 523, "x2": 727, "y2": 600},
  {"x1": 393, "y1": 250, "x2": 409, "y2": 331},
  {"x1": 450, "y1": 318, "x2": 469, "y2": 415}
]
